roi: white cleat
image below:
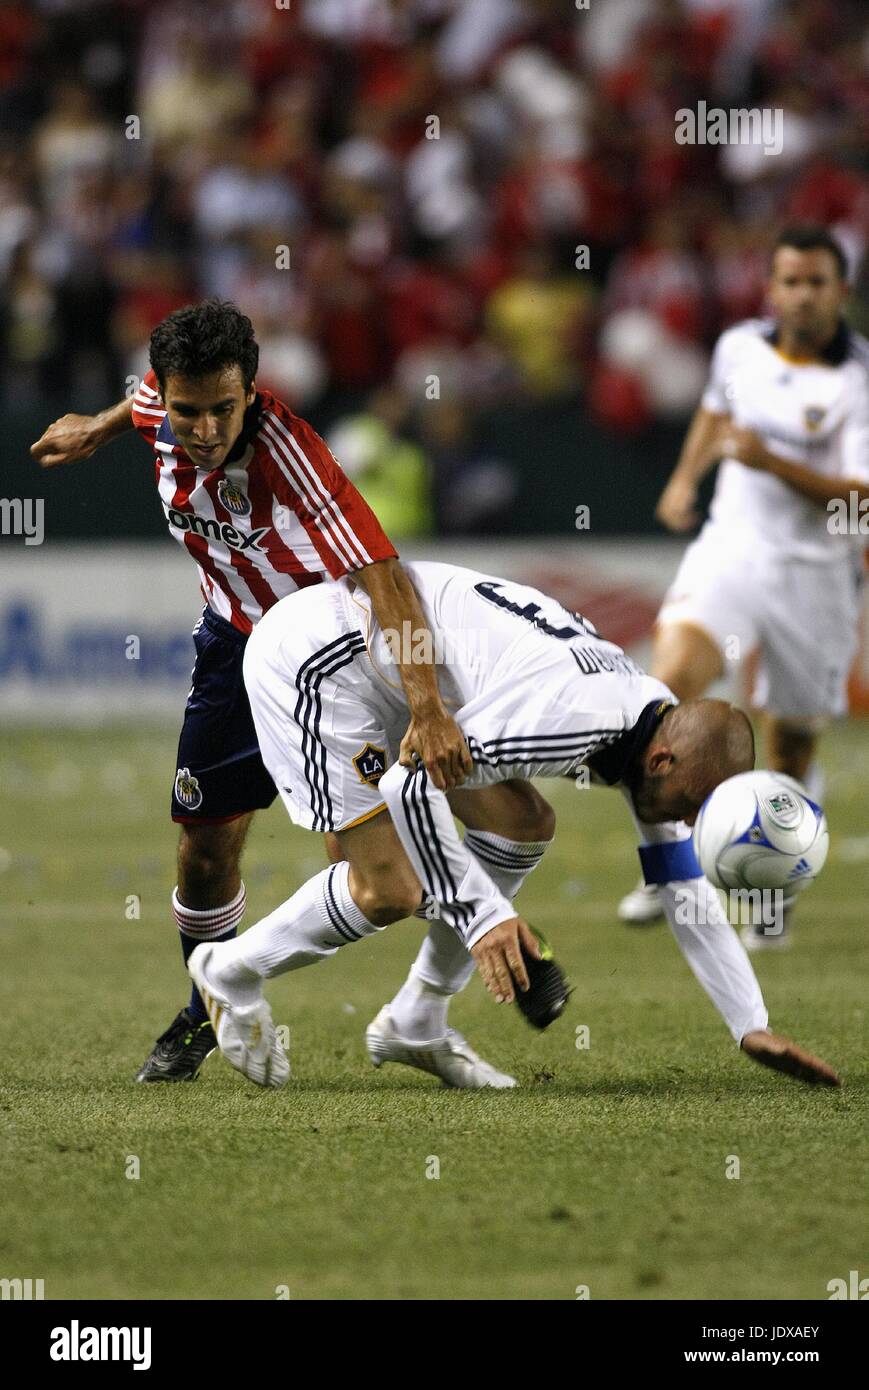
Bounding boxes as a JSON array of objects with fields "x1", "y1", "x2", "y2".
[
  {"x1": 188, "y1": 943, "x2": 289, "y2": 1089},
  {"x1": 365, "y1": 1006, "x2": 517, "y2": 1090},
  {"x1": 740, "y1": 922, "x2": 793, "y2": 952},
  {"x1": 617, "y1": 879, "x2": 665, "y2": 925}
]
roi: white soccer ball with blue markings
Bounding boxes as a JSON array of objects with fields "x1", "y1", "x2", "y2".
[{"x1": 693, "y1": 771, "x2": 828, "y2": 894}]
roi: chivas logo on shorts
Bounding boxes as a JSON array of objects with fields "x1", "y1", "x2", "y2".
[
  {"x1": 804, "y1": 406, "x2": 826, "y2": 432},
  {"x1": 217, "y1": 478, "x2": 251, "y2": 517},
  {"x1": 352, "y1": 743, "x2": 386, "y2": 787},
  {"x1": 174, "y1": 767, "x2": 203, "y2": 810}
]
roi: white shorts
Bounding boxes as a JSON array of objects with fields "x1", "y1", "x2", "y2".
[
  {"x1": 657, "y1": 523, "x2": 863, "y2": 719},
  {"x1": 243, "y1": 584, "x2": 408, "y2": 833},
  {"x1": 243, "y1": 565, "x2": 667, "y2": 832}
]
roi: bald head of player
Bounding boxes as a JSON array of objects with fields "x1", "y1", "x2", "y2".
[{"x1": 628, "y1": 699, "x2": 755, "y2": 826}]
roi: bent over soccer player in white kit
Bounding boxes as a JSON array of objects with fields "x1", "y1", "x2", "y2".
[
  {"x1": 187, "y1": 562, "x2": 839, "y2": 1090},
  {"x1": 619, "y1": 225, "x2": 869, "y2": 948}
]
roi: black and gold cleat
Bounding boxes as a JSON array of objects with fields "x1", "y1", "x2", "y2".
[
  {"x1": 513, "y1": 929, "x2": 572, "y2": 1030},
  {"x1": 134, "y1": 1007, "x2": 217, "y2": 1082}
]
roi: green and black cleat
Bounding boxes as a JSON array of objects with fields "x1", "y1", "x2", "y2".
[
  {"x1": 135, "y1": 1007, "x2": 217, "y2": 1082},
  {"x1": 513, "y1": 929, "x2": 572, "y2": 1030}
]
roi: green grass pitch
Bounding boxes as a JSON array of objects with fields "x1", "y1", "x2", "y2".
[{"x1": 1, "y1": 721, "x2": 867, "y2": 1301}]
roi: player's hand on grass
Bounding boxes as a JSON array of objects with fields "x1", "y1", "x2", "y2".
[
  {"x1": 472, "y1": 917, "x2": 541, "y2": 1004},
  {"x1": 655, "y1": 474, "x2": 701, "y2": 532},
  {"x1": 741, "y1": 1029, "x2": 841, "y2": 1087},
  {"x1": 31, "y1": 414, "x2": 100, "y2": 468},
  {"x1": 399, "y1": 708, "x2": 472, "y2": 791}
]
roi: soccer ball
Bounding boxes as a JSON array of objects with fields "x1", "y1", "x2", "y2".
[{"x1": 693, "y1": 771, "x2": 829, "y2": 894}]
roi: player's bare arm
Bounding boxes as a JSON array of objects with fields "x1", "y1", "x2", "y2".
[
  {"x1": 470, "y1": 916, "x2": 541, "y2": 1004},
  {"x1": 656, "y1": 406, "x2": 730, "y2": 531},
  {"x1": 352, "y1": 557, "x2": 473, "y2": 791},
  {"x1": 711, "y1": 423, "x2": 869, "y2": 507},
  {"x1": 741, "y1": 1029, "x2": 841, "y2": 1086},
  {"x1": 30, "y1": 397, "x2": 135, "y2": 468}
]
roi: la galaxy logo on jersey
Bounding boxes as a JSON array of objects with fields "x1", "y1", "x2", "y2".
[
  {"x1": 217, "y1": 478, "x2": 251, "y2": 517},
  {"x1": 174, "y1": 767, "x2": 203, "y2": 811},
  {"x1": 804, "y1": 407, "x2": 826, "y2": 432},
  {"x1": 352, "y1": 743, "x2": 386, "y2": 787}
]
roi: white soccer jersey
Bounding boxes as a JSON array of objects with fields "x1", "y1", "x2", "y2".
[
  {"x1": 702, "y1": 317, "x2": 869, "y2": 562},
  {"x1": 246, "y1": 560, "x2": 674, "y2": 829},
  {"x1": 244, "y1": 562, "x2": 769, "y2": 1043}
]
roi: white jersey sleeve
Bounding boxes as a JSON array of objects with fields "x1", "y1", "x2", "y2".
[
  {"x1": 621, "y1": 789, "x2": 769, "y2": 1043},
  {"x1": 840, "y1": 366, "x2": 869, "y2": 484},
  {"x1": 700, "y1": 327, "x2": 736, "y2": 415},
  {"x1": 379, "y1": 762, "x2": 515, "y2": 949},
  {"x1": 701, "y1": 318, "x2": 774, "y2": 417}
]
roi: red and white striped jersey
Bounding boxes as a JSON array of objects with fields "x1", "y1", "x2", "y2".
[{"x1": 131, "y1": 369, "x2": 397, "y2": 633}]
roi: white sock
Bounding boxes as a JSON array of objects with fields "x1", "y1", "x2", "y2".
[
  {"x1": 173, "y1": 882, "x2": 247, "y2": 944},
  {"x1": 462, "y1": 831, "x2": 552, "y2": 900},
  {"x1": 390, "y1": 832, "x2": 552, "y2": 1040},
  {"x1": 211, "y1": 863, "x2": 383, "y2": 993},
  {"x1": 388, "y1": 925, "x2": 465, "y2": 1041}
]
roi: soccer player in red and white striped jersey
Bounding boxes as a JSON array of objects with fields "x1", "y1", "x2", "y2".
[
  {"x1": 129, "y1": 364, "x2": 390, "y2": 634},
  {"x1": 32, "y1": 300, "x2": 473, "y2": 1081}
]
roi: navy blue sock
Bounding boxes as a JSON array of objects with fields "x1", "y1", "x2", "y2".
[{"x1": 180, "y1": 927, "x2": 238, "y2": 1024}]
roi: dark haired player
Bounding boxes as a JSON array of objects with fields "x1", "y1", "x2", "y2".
[
  {"x1": 32, "y1": 299, "x2": 480, "y2": 1082},
  {"x1": 618, "y1": 226, "x2": 869, "y2": 947}
]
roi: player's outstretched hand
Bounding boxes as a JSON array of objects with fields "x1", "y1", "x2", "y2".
[
  {"x1": 472, "y1": 917, "x2": 541, "y2": 1004},
  {"x1": 655, "y1": 474, "x2": 701, "y2": 532},
  {"x1": 399, "y1": 709, "x2": 472, "y2": 791},
  {"x1": 741, "y1": 1029, "x2": 841, "y2": 1087},
  {"x1": 30, "y1": 414, "x2": 99, "y2": 468}
]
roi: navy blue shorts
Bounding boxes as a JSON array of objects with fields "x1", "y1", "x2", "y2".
[{"x1": 171, "y1": 607, "x2": 278, "y2": 824}]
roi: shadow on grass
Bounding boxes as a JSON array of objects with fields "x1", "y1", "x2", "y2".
[{"x1": 10, "y1": 1061, "x2": 859, "y2": 1107}]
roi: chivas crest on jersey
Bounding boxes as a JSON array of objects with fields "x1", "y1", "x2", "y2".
[{"x1": 217, "y1": 478, "x2": 252, "y2": 517}]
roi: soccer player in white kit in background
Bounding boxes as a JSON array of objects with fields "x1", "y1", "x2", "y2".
[
  {"x1": 618, "y1": 225, "x2": 869, "y2": 948},
  {"x1": 187, "y1": 561, "x2": 840, "y2": 1090}
]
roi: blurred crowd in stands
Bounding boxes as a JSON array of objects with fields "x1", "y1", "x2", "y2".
[{"x1": 1, "y1": 0, "x2": 867, "y2": 534}]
